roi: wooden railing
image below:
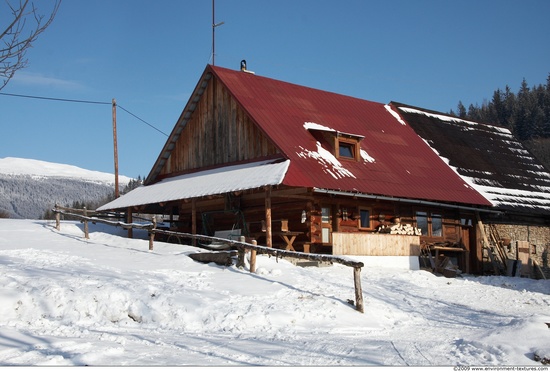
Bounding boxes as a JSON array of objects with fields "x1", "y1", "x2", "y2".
[{"x1": 51, "y1": 205, "x2": 365, "y2": 312}]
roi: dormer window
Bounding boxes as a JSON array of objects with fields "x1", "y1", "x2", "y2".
[
  {"x1": 336, "y1": 137, "x2": 361, "y2": 161},
  {"x1": 304, "y1": 122, "x2": 364, "y2": 162},
  {"x1": 339, "y1": 142, "x2": 354, "y2": 158}
]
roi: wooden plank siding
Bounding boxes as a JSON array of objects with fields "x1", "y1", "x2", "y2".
[
  {"x1": 333, "y1": 233, "x2": 421, "y2": 256},
  {"x1": 159, "y1": 76, "x2": 281, "y2": 177}
]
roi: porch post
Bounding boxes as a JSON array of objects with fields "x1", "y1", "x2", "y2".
[
  {"x1": 265, "y1": 186, "x2": 272, "y2": 248},
  {"x1": 191, "y1": 198, "x2": 197, "y2": 247}
]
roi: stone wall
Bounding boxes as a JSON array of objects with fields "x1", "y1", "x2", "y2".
[{"x1": 491, "y1": 224, "x2": 550, "y2": 279}]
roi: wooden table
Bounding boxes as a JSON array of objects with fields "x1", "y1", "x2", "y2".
[{"x1": 277, "y1": 231, "x2": 302, "y2": 251}]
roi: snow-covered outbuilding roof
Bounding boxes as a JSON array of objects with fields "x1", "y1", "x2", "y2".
[
  {"x1": 97, "y1": 159, "x2": 289, "y2": 211},
  {"x1": 392, "y1": 102, "x2": 550, "y2": 216}
]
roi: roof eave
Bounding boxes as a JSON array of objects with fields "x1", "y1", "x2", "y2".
[{"x1": 313, "y1": 188, "x2": 497, "y2": 214}]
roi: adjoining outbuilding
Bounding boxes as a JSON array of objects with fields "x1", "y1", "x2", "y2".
[{"x1": 392, "y1": 102, "x2": 550, "y2": 278}]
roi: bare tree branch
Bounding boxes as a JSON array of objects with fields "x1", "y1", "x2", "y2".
[{"x1": 0, "y1": 0, "x2": 61, "y2": 90}]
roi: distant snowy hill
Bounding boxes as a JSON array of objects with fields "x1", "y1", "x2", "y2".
[{"x1": 0, "y1": 157, "x2": 133, "y2": 219}]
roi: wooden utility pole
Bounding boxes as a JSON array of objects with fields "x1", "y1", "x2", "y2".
[{"x1": 112, "y1": 98, "x2": 119, "y2": 198}]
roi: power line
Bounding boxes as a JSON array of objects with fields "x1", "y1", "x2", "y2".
[
  {"x1": 0, "y1": 91, "x2": 110, "y2": 105},
  {"x1": 117, "y1": 104, "x2": 168, "y2": 137},
  {"x1": 0, "y1": 91, "x2": 169, "y2": 137}
]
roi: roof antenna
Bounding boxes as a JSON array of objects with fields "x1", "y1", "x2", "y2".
[{"x1": 212, "y1": 0, "x2": 224, "y2": 65}]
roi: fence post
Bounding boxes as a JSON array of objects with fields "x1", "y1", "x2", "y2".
[
  {"x1": 354, "y1": 267, "x2": 364, "y2": 313},
  {"x1": 55, "y1": 203, "x2": 60, "y2": 230},
  {"x1": 237, "y1": 236, "x2": 246, "y2": 268},
  {"x1": 83, "y1": 207, "x2": 89, "y2": 239},
  {"x1": 250, "y1": 239, "x2": 257, "y2": 273},
  {"x1": 149, "y1": 216, "x2": 156, "y2": 251},
  {"x1": 127, "y1": 207, "x2": 133, "y2": 239}
]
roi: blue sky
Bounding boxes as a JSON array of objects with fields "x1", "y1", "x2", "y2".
[{"x1": 1, "y1": 0, "x2": 549, "y2": 179}]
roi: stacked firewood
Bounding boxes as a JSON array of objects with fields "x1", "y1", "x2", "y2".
[{"x1": 377, "y1": 223, "x2": 422, "y2": 235}]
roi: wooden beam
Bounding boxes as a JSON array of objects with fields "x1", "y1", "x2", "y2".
[
  {"x1": 265, "y1": 186, "x2": 272, "y2": 248},
  {"x1": 191, "y1": 198, "x2": 197, "y2": 247},
  {"x1": 476, "y1": 212, "x2": 499, "y2": 274},
  {"x1": 240, "y1": 187, "x2": 313, "y2": 202},
  {"x1": 83, "y1": 207, "x2": 89, "y2": 239},
  {"x1": 149, "y1": 216, "x2": 156, "y2": 251},
  {"x1": 354, "y1": 267, "x2": 364, "y2": 313}
]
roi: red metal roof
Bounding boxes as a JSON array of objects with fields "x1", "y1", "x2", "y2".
[{"x1": 209, "y1": 65, "x2": 491, "y2": 207}]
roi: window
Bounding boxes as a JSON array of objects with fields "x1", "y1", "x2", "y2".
[
  {"x1": 358, "y1": 208, "x2": 371, "y2": 229},
  {"x1": 321, "y1": 207, "x2": 331, "y2": 244},
  {"x1": 339, "y1": 142, "x2": 355, "y2": 158},
  {"x1": 460, "y1": 218, "x2": 472, "y2": 226},
  {"x1": 416, "y1": 212, "x2": 428, "y2": 235},
  {"x1": 336, "y1": 138, "x2": 360, "y2": 161},
  {"x1": 432, "y1": 214, "x2": 442, "y2": 237},
  {"x1": 305, "y1": 125, "x2": 364, "y2": 162},
  {"x1": 416, "y1": 211, "x2": 443, "y2": 237}
]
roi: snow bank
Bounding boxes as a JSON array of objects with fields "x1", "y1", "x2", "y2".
[{"x1": 0, "y1": 219, "x2": 548, "y2": 366}]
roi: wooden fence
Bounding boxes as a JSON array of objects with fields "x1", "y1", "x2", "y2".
[{"x1": 52, "y1": 205, "x2": 365, "y2": 312}]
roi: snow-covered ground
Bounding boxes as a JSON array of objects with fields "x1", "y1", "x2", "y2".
[{"x1": 0, "y1": 219, "x2": 548, "y2": 367}]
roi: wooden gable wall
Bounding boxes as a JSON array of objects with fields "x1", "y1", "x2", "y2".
[{"x1": 159, "y1": 75, "x2": 282, "y2": 178}]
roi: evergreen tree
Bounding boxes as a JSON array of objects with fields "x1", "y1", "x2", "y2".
[
  {"x1": 515, "y1": 78, "x2": 538, "y2": 140},
  {"x1": 456, "y1": 101, "x2": 467, "y2": 118},
  {"x1": 542, "y1": 74, "x2": 550, "y2": 136},
  {"x1": 467, "y1": 103, "x2": 481, "y2": 121},
  {"x1": 489, "y1": 89, "x2": 505, "y2": 126},
  {"x1": 502, "y1": 85, "x2": 517, "y2": 130}
]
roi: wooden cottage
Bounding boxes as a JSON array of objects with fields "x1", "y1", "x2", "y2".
[
  {"x1": 391, "y1": 102, "x2": 550, "y2": 278},
  {"x1": 98, "y1": 64, "x2": 496, "y2": 274}
]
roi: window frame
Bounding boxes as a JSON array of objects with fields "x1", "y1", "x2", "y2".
[
  {"x1": 357, "y1": 207, "x2": 372, "y2": 230},
  {"x1": 431, "y1": 213, "x2": 443, "y2": 237},
  {"x1": 415, "y1": 210, "x2": 444, "y2": 238},
  {"x1": 336, "y1": 137, "x2": 361, "y2": 161},
  {"x1": 321, "y1": 206, "x2": 332, "y2": 244}
]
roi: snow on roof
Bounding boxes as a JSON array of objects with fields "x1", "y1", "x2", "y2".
[
  {"x1": 295, "y1": 142, "x2": 360, "y2": 180},
  {"x1": 395, "y1": 103, "x2": 550, "y2": 214},
  {"x1": 399, "y1": 106, "x2": 517, "y2": 139},
  {"x1": 384, "y1": 105, "x2": 407, "y2": 125},
  {"x1": 298, "y1": 122, "x2": 376, "y2": 179},
  {"x1": 303, "y1": 122, "x2": 334, "y2": 132},
  {"x1": 438, "y1": 151, "x2": 550, "y2": 211},
  {"x1": 463, "y1": 175, "x2": 550, "y2": 212},
  {"x1": 97, "y1": 159, "x2": 290, "y2": 211},
  {"x1": 398, "y1": 106, "x2": 480, "y2": 127},
  {"x1": 303, "y1": 121, "x2": 365, "y2": 139},
  {"x1": 360, "y1": 149, "x2": 375, "y2": 163}
]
